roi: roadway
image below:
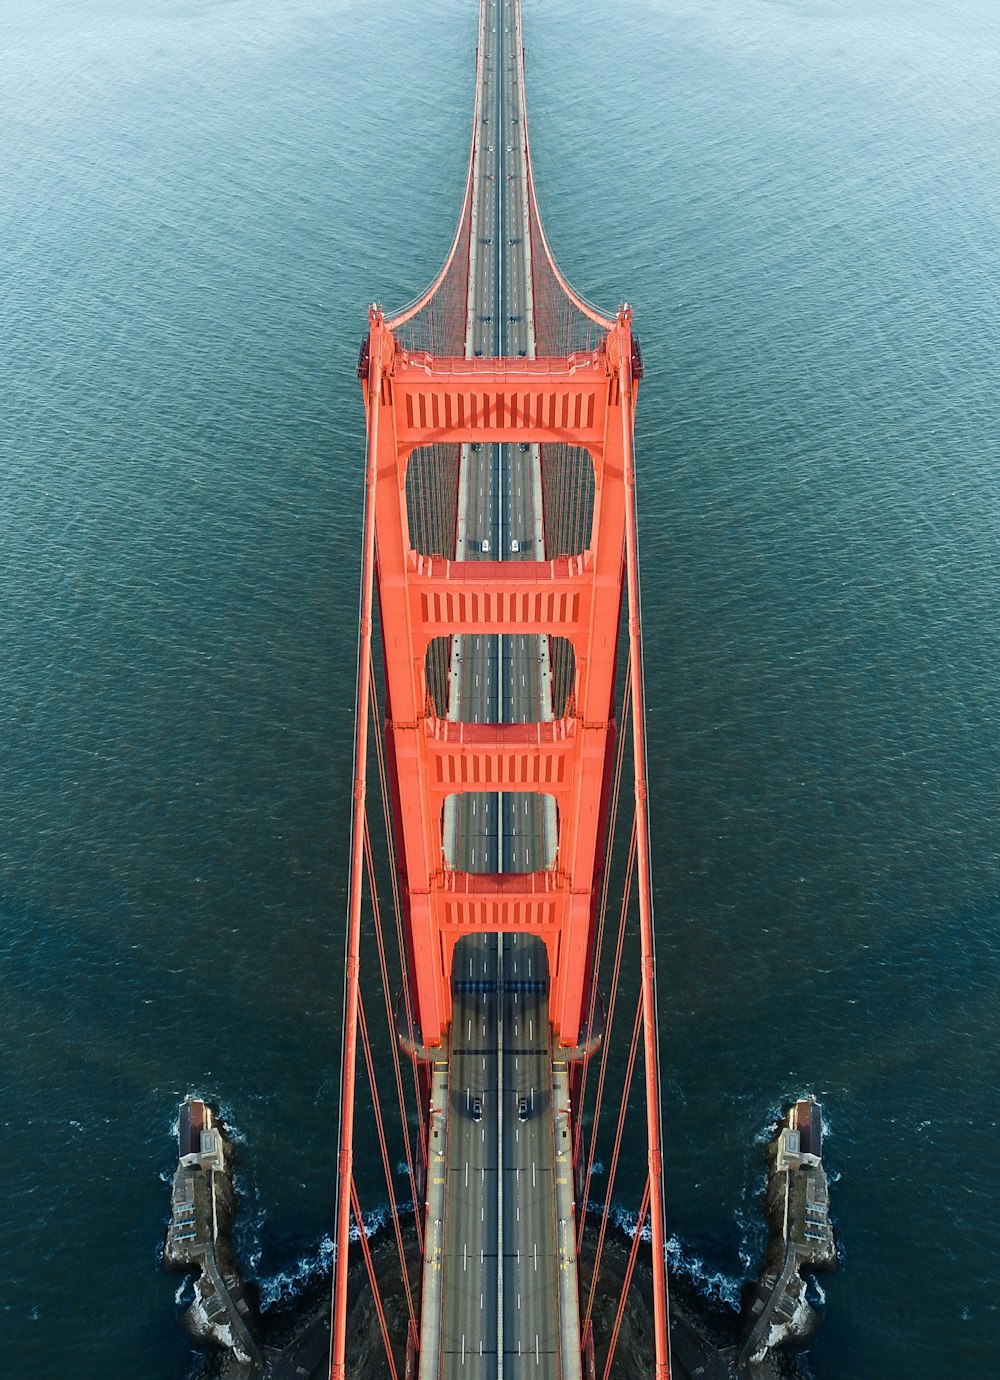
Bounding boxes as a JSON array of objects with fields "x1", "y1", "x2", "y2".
[
  {"x1": 444, "y1": 0, "x2": 552, "y2": 878},
  {"x1": 441, "y1": 933, "x2": 559, "y2": 1379},
  {"x1": 440, "y1": 933, "x2": 501, "y2": 1373},
  {"x1": 437, "y1": 0, "x2": 564, "y2": 1375}
]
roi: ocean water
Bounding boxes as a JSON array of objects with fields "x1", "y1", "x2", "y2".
[{"x1": 2, "y1": 1, "x2": 998, "y2": 1377}]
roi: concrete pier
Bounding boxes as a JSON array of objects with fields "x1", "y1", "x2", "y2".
[
  {"x1": 739, "y1": 1097, "x2": 837, "y2": 1369},
  {"x1": 163, "y1": 1097, "x2": 262, "y2": 1367}
]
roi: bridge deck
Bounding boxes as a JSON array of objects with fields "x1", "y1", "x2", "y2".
[
  {"x1": 438, "y1": 935, "x2": 561, "y2": 1379},
  {"x1": 429, "y1": 0, "x2": 576, "y2": 1374}
]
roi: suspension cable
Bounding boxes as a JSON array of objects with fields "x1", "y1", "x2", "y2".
[
  {"x1": 577, "y1": 820, "x2": 637, "y2": 1252},
  {"x1": 331, "y1": 312, "x2": 383, "y2": 1380},
  {"x1": 358, "y1": 992, "x2": 417, "y2": 1330},
  {"x1": 618, "y1": 310, "x2": 672, "y2": 1377},
  {"x1": 364, "y1": 815, "x2": 424, "y2": 1254},
  {"x1": 584, "y1": 991, "x2": 643, "y2": 1331},
  {"x1": 350, "y1": 1178, "x2": 401, "y2": 1380},
  {"x1": 368, "y1": 647, "x2": 427, "y2": 1158},
  {"x1": 574, "y1": 671, "x2": 633, "y2": 1170},
  {"x1": 600, "y1": 1177, "x2": 651, "y2": 1380}
]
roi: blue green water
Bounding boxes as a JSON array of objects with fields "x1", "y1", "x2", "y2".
[{"x1": 2, "y1": 0, "x2": 998, "y2": 1375}]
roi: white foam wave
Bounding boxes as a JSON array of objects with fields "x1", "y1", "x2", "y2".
[
  {"x1": 752, "y1": 1091, "x2": 832, "y2": 1148},
  {"x1": 665, "y1": 1236, "x2": 743, "y2": 1310},
  {"x1": 236, "y1": 1201, "x2": 268, "y2": 1276},
  {"x1": 734, "y1": 1202, "x2": 767, "y2": 1276},
  {"x1": 258, "y1": 1234, "x2": 336, "y2": 1309},
  {"x1": 255, "y1": 1200, "x2": 416, "y2": 1310},
  {"x1": 164, "y1": 1093, "x2": 248, "y2": 1145},
  {"x1": 609, "y1": 1203, "x2": 652, "y2": 1242},
  {"x1": 752, "y1": 1097, "x2": 788, "y2": 1145}
]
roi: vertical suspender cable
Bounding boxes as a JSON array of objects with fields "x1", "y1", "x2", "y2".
[
  {"x1": 350, "y1": 1179, "x2": 401, "y2": 1380},
  {"x1": 364, "y1": 818, "x2": 423, "y2": 1255},
  {"x1": 574, "y1": 674, "x2": 632, "y2": 1171},
  {"x1": 331, "y1": 310, "x2": 383, "y2": 1380},
  {"x1": 618, "y1": 309, "x2": 672, "y2": 1379},
  {"x1": 584, "y1": 993, "x2": 643, "y2": 1332},
  {"x1": 358, "y1": 993, "x2": 417, "y2": 1330},
  {"x1": 369, "y1": 651, "x2": 428, "y2": 1163},
  {"x1": 577, "y1": 822, "x2": 636, "y2": 1253},
  {"x1": 599, "y1": 1177, "x2": 651, "y2": 1380}
]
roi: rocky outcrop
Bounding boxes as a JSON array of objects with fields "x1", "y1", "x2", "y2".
[
  {"x1": 163, "y1": 1098, "x2": 262, "y2": 1368},
  {"x1": 740, "y1": 1097, "x2": 837, "y2": 1369}
]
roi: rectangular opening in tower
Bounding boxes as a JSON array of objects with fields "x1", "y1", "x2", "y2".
[
  {"x1": 540, "y1": 444, "x2": 595, "y2": 557},
  {"x1": 442, "y1": 792, "x2": 558, "y2": 874},
  {"x1": 425, "y1": 635, "x2": 575, "y2": 723},
  {"x1": 405, "y1": 442, "x2": 461, "y2": 558}
]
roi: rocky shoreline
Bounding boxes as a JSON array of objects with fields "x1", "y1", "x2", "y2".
[
  {"x1": 163, "y1": 1099, "x2": 262, "y2": 1367},
  {"x1": 169, "y1": 1098, "x2": 832, "y2": 1380},
  {"x1": 188, "y1": 1215, "x2": 817, "y2": 1380}
]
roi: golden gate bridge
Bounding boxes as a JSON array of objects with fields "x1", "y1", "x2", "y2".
[{"x1": 331, "y1": 1, "x2": 670, "y2": 1375}]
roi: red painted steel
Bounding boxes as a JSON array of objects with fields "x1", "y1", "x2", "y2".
[
  {"x1": 330, "y1": 296, "x2": 382, "y2": 1379},
  {"x1": 360, "y1": 311, "x2": 635, "y2": 1051},
  {"x1": 616, "y1": 312, "x2": 672, "y2": 1377},
  {"x1": 333, "y1": 0, "x2": 672, "y2": 1375}
]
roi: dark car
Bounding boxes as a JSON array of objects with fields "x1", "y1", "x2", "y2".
[
  {"x1": 472, "y1": 1096, "x2": 483, "y2": 1123},
  {"x1": 518, "y1": 1097, "x2": 529, "y2": 1122}
]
